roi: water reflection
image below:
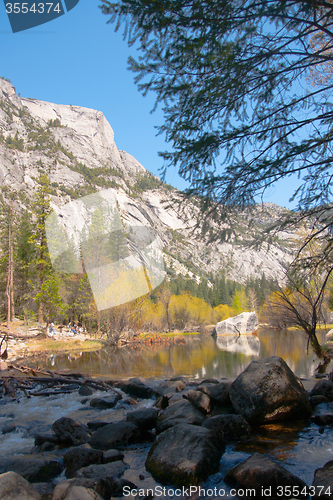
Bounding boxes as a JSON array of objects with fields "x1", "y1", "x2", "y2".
[
  {"x1": 215, "y1": 334, "x2": 260, "y2": 356},
  {"x1": 34, "y1": 327, "x2": 333, "y2": 381}
]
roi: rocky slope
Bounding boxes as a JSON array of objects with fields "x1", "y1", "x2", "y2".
[{"x1": 0, "y1": 77, "x2": 296, "y2": 285}]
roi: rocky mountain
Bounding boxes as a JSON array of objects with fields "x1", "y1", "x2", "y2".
[{"x1": 0, "y1": 77, "x2": 296, "y2": 286}]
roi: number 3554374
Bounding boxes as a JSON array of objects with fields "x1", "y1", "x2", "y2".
[{"x1": 5, "y1": 3, "x2": 61, "y2": 14}]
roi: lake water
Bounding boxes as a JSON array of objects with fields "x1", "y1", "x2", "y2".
[
  {"x1": 36, "y1": 327, "x2": 333, "y2": 382},
  {"x1": 4, "y1": 327, "x2": 333, "y2": 494}
]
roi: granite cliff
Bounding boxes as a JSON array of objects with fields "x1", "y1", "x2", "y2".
[{"x1": 0, "y1": 77, "x2": 296, "y2": 285}]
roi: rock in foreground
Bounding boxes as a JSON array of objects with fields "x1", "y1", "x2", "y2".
[
  {"x1": 146, "y1": 423, "x2": 224, "y2": 487},
  {"x1": 0, "y1": 471, "x2": 41, "y2": 500},
  {"x1": 229, "y1": 356, "x2": 312, "y2": 424},
  {"x1": 225, "y1": 453, "x2": 308, "y2": 499}
]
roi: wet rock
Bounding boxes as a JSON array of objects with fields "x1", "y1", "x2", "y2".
[
  {"x1": 156, "y1": 399, "x2": 206, "y2": 433},
  {"x1": 89, "y1": 393, "x2": 121, "y2": 409},
  {"x1": 89, "y1": 421, "x2": 139, "y2": 449},
  {"x1": 52, "y1": 417, "x2": 91, "y2": 446},
  {"x1": 229, "y1": 356, "x2": 312, "y2": 424},
  {"x1": 52, "y1": 476, "x2": 135, "y2": 500},
  {"x1": 103, "y1": 449, "x2": 124, "y2": 463},
  {"x1": 0, "y1": 454, "x2": 62, "y2": 483},
  {"x1": 64, "y1": 444, "x2": 103, "y2": 478},
  {"x1": 312, "y1": 460, "x2": 333, "y2": 499},
  {"x1": 74, "y1": 460, "x2": 128, "y2": 481},
  {"x1": 183, "y1": 389, "x2": 211, "y2": 414},
  {"x1": 311, "y1": 403, "x2": 333, "y2": 426},
  {"x1": 202, "y1": 414, "x2": 251, "y2": 442},
  {"x1": 156, "y1": 380, "x2": 187, "y2": 398},
  {"x1": 309, "y1": 395, "x2": 329, "y2": 408},
  {"x1": 310, "y1": 380, "x2": 333, "y2": 402},
  {"x1": 118, "y1": 377, "x2": 156, "y2": 399},
  {"x1": 0, "y1": 471, "x2": 41, "y2": 500},
  {"x1": 30, "y1": 482, "x2": 54, "y2": 499},
  {"x1": 126, "y1": 407, "x2": 159, "y2": 430},
  {"x1": 224, "y1": 453, "x2": 308, "y2": 499},
  {"x1": 34, "y1": 432, "x2": 61, "y2": 447},
  {"x1": 78, "y1": 385, "x2": 94, "y2": 396},
  {"x1": 197, "y1": 381, "x2": 231, "y2": 405},
  {"x1": 146, "y1": 423, "x2": 225, "y2": 487}
]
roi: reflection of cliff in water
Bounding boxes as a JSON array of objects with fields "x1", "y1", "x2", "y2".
[{"x1": 214, "y1": 334, "x2": 260, "y2": 356}]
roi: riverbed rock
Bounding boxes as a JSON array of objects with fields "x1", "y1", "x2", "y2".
[
  {"x1": 202, "y1": 414, "x2": 251, "y2": 442},
  {"x1": 311, "y1": 403, "x2": 333, "y2": 426},
  {"x1": 312, "y1": 460, "x2": 333, "y2": 499},
  {"x1": 146, "y1": 423, "x2": 225, "y2": 486},
  {"x1": 64, "y1": 444, "x2": 103, "y2": 478},
  {"x1": 310, "y1": 380, "x2": 333, "y2": 402},
  {"x1": 62, "y1": 486, "x2": 103, "y2": 500},
  {"x1": 309, "y1": 395, "x2": 329, "y2": 408},
  {"x1": 183, "y1": 389, "x2": 211, "y2": 414},
  {"x1": 89, "y1": 393, "x2": 121, "y2": 409},
  {"x1": 126, "y1": 407, "x2": 159, "y2": 430},
  {"x1": 52, "y1": 480, "x2": 103, "y2": 500},
  {"x1": 117, "y1": 377, "x2": 156, "y2": 399},
  {"x1": 74, "y1": 461, "x2": 128, "y2": 481},
  {"x1": 0, "y1": 471, "x2": 41, "y2": 500},
  {"x1": 156, "y1": 398, "x2": 206, "y2": 433},
  {"x1": 213, "y1": 311, "x2": 259, "y2": 335},
  {"x1": 53, "y1": 476, "x2": 136, "y2": 500},
  {"x1": 156, "y1": 380, "x2": 187, "y2": 398},
  {"x1": 52, "y1": 417, "x2": 91, "y2": 445},
  {"x1": 229, "y1": 356, "x2": 312, "y2": 424},
  {"x1": 89, "y1": 421, "x2": 139, "y2": 449},
  {"x1": 197, "y1": 381, "x2": 231, "y2": 405},
  {"x1": 0, "y1": 454, "x2": 62, "y2": 483},
  {"x1": 224, "y1": 453, "x2": 308, "y2": 499},
  {"x1": 103, "y1": 449, "x2": 124, "y2": 463},
  {"x1": 78, "y1": 385, "x2": 95, "y2": 396}
]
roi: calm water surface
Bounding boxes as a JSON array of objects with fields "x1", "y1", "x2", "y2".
[{"x1": 37, "y1": 327, "x2": 333, "y2": 381}]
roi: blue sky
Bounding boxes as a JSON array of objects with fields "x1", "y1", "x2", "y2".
[{"x1": 1, "y1": 0, "x2": 298, "y2": 208}]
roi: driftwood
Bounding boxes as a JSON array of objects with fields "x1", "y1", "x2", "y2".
[{"x1": 0, "y1": 365, "x2": 114, "y2": 399}]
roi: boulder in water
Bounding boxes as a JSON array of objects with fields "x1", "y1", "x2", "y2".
[
  {"x1": 229, "y1": 356, "x2": 312, "y2": 424},
  {"x1": 213, "y1": 311, "x2": 259, "y2": 335}
]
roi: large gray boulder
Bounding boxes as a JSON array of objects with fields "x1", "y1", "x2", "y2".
[
  {"x1": 52, "y1": 417, "x2": 90, "y2": 446},
  {"x1": 0, "y1": 455, "x2": 62, "y2": 483},
  {"x1": 213, "y1": 311, "x2": 259, "y2": 335},
  {"x1": 64, "y1": 444, "x2": 103, "y2": 478},
  {"x1": 146, "y1": 423, "x2": 225, "y2": 486},
  {"x1": 312, "y1": 460, "x2": 333, "y2": 499},
  {"x1": 197, "y1": 381, "x2": 231, "y2": 405},
  {"x1": 310, "y1": 380, "x2": 333, "y2": 401},
  {"x1": 117, "y1": 377, "x2": 156, "y2": 399},
  {"x1": 156, "y1": 398, "x2": 206, "y2": 433},
  {"x1": 311, "y1": 403, "x2": 333, "y2": 426},
  {"x1": 229, "y1": 356, "x2": 312, "y2": 424},
  {"x1": 225, "y1": 453, "x2": 307, "y2": 499},
  {"x1": 126, "y1": 407, "x2": 159, "y2": 430},
  {"x1": 202, "y1": 414, "x2": 251, "y2": 442},
  {"x1": 89, "y1": 421, "x2": 139, "y2": 449},
  {"x1": 0, "y1": 472, "x2": 41, "y2": 500}
]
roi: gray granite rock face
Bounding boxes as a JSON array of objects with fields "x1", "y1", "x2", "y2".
[{"x1": 213, "y1": 312, "x2": 259, "y2": 335}]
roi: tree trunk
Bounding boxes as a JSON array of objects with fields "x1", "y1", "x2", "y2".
[
  {"x1": 5, "y1": 204, "x2": 14, "y2": 327},
  {"x1": 308, "y1": 328, "x2": 330, "y2": 363}
]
